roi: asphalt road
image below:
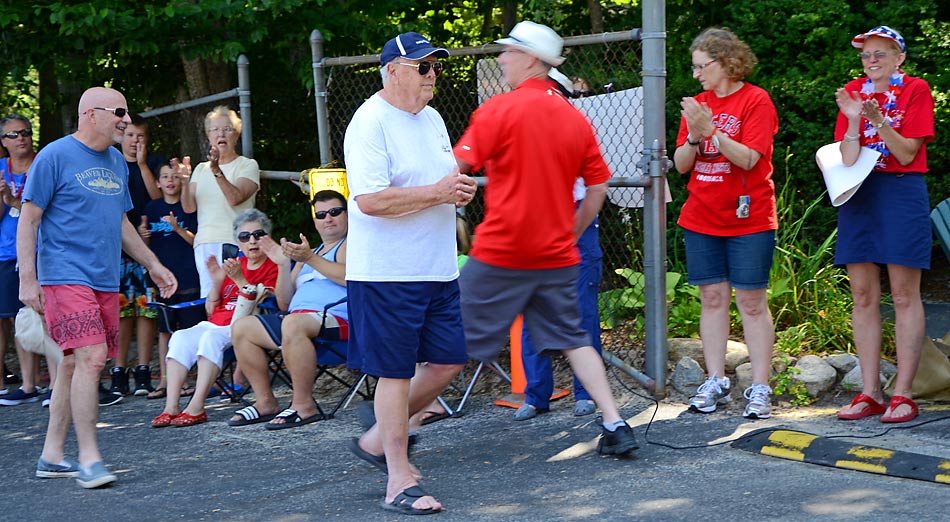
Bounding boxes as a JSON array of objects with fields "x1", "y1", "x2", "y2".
[{"x1": 1, "y1": 370, "x2": 948, "y2": 522}]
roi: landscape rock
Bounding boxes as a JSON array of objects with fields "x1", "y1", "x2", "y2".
[
  {"x1": 840, "y1": 363, "x2": 887, "y2": 391},
  {"x1": 880, "y1": 359, "x2": 898, "y2": 380},
  {"x1": 668, "y1": 338, "x2": 704, "y2": 367},
  {"x1": 671, "y1": 357, "x2": 706, "y2": 395},
  {"x1": 825, "y1": 353, "x2": 859, "y2": 374},
  {"x1": 734, "y1": 362, "x2": 753, "y2": 392},
  {"x1": 724, "y1": 341, "x2": 750, "y2": 372},
  {"x1": 792, "y1": 355, "x2": 837, "y2": 397}
]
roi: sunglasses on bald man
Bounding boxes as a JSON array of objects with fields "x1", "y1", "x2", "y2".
[{"x1": 93, "y1": 107, "x2": 128, "y2": 118}]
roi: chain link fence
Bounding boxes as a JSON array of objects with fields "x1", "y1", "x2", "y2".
[{"x1": 321, "y1": 32, "x2": 656, "y2": 361}]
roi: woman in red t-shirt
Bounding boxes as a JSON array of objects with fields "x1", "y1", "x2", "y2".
[
  {"x1": 151, "y1": 209, "x2": 279, "y2": 427},
  {"x1": 833, "y1": 26, "x2": 935, "y2": 424},
  {"x1": 672, "y1": 27, "x2": 779, "y2": 421}
]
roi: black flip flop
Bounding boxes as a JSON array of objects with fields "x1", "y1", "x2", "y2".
[
  {"x1": 347, "y1": 437, "x2": 388, "y2": 473},
  {"x1": 381, "y1": 485, "x2": 442, "y2": 515},
  {"x1": 264, "y1": 408, "x2": 324, "y2": 430}
]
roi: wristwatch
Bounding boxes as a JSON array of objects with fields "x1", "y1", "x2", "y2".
[
  {"x1": 213, "y1": 170, "x2": 224, "y2": 178},
  {"x1": 874, "y1": 120, "x2": 886, "y2": 129},
  {"x1": 686, "y1": 134, "x2": 701, "y2": 146}
]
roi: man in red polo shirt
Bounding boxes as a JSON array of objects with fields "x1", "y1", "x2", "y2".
[{"x1": 454, "y1": 21, "x2": 638, "y2": 456}]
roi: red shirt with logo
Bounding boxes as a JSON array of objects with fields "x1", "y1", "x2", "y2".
[
  {"x1": 207, "y1": 257, "x2": 279, "y2": 326},
  {"x1": 676, "y1": 82, "x2": 779, "y2": 236}
]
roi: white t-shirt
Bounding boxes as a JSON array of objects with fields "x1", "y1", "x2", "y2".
[
  {"x1": 343, "y1": 93, "x2": 458, "y2": 282},
  {"x1": 191, "y1": 155, "x2": 260, "y2": 245}
]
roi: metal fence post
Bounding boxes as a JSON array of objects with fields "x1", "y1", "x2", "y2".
[
  {"x1": 237, "y1": 54, "x2": 253, "y2": 158},
  {"x1": 311, "y1": 29, "x2": 332, "y2": 165},
  {"x1": 642, "y1": 0, "x2": 669, "y2": 398}
]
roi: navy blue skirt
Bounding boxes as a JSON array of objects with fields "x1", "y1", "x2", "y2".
[{"x1": 835, "y1": 170, "x2": 931, "y2": 269}]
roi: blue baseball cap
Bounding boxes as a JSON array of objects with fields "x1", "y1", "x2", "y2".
[
  {"x1": 380, "y1": 32, "x2": 449, "y2": 65},
  {"x1": 852, "y1": 25, "x2": 905, "y2": 52}
]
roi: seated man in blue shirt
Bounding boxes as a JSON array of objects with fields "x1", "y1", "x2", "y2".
[{"x1": 228, "y1": 190, "x2": 347, "y2": 429}]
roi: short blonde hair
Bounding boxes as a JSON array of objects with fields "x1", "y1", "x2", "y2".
[
  {"x1": 690, "y1": 27, "x2": 757, "y2": 81},
  {"x1": 204, "y1": 105, "x2": 242, "y2": 134}
]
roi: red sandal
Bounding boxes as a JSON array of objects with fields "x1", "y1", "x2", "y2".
[
  {"x1": 171, "y1": 411, "x2": 208, "y2": 427},
  {"x1": 881, "y1": 395, "x2": 918, "y2": 423},
  {"x1": 837, "y1": 393, "x2": 886, "y2": 420},
  {"x1": 151, "y1": 412, "x2": 179, "y2": 428}
]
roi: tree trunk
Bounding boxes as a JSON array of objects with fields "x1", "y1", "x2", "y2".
[
  {"x1": 588, "y1": 0, "x2": 604, "y2": 33},
  {"x1": 503, "y1": 1, "x2": 517, "y2": 34},
  {"x1": 178, "y1": 55, "x2": 233, "y2": 159}
]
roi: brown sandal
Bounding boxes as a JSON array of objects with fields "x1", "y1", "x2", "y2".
[{"x1": 146, "y1": 387, "x2": 167, "y2": 400}]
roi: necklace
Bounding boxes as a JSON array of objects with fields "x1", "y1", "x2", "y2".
[{"x1": 859, "y1": 72, "x2": 904, "y2": 166}]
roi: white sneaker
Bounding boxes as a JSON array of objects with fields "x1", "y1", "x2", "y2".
[
  {"x1": 688, "y1": 376, "x2": 731, "y2": 413},
  {"x1": 743, "y1": 383, "x2": 772, "y2": 419}
]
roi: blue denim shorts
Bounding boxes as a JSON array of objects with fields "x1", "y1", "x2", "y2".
[{"x1": 682, "y1": 229, "x2": 775, "y2": 290}]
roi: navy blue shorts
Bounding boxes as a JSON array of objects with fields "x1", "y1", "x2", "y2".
[
  {"x1": 255, "y1": 312, "x2": 346, "y2": 345},
  {"x1": 683, "y1": 229, "x2": 775, "y2": 290},
  {"x1": 835, "y1": 171, "x2": 930, "y2": 269},
  {"x1": 347, "y1": 280, "x2": 467, "y2": 379},
  {"x1": 0, "y1": 259, "x2": 22, "y2": 318}
]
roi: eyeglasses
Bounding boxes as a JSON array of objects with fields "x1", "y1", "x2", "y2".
[
  {"x1": 1, "y1": 129, "x2": 32, "y2": 139},
  {"x1": 859, "y1": 50, "x2": 893, "y2": 61},
  {"x1": 93, "y1": 107, "x2": 128, "y2": 118},
  {"x1": 314, "y1": 207, "x2": 345, "y2": 220},
  {"x1": 395, "y1": 61, "x2": 444, "y2": 76},
  {"x1": 690, "y1": 59, "x2": 717, "y2": 73},
  {"x1": 209, "y1": 126, "x2": 236, "y2": 134},
  {"x1": 237, "y1": 229, "x2": 268, "y2": 242}
]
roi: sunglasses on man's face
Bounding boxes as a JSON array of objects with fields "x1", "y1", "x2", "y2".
[
  {"x1": 2, "y1": 129, "x2": 33, "y2": 140},
  {"x1": 237, "y1": 229, "x2": 268, "y2": 242},
  {"x1": 93, "y1": 107, "x2": 128, "y2": 118},
  {"x1": 395, "y1": 61, "x2": 444, "y2": 76},
  {"x1": 314, "y1": 207, "x2": 345, "y2": 220}
]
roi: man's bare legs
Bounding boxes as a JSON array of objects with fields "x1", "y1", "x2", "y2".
[
  {"x1": 563, "y1": 346, "x2": 622, "y2": 424},
  {"x1": 71, "y1": 343, "x2": 109, "y2": 467},
  {"x1": 41, "y1": 354, "x2": 73, "y2": 464},
  {"x1": 358, "y1": 363, "x2": 462, "y2": 510},
  {"x1": 269, "y1": 314, "x2": 321, "y2": 424}
]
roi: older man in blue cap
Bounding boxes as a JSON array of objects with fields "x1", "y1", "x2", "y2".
[{"x1": 343, "y1": 32, "x2": 476, "y2": 515}]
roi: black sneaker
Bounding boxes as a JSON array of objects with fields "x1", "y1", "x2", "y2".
[
  {"x1": 99, "y1": 384, "x2": 123, "y2": 407},
  {"x1": 4, "y1": 372, "x2": 21, "y2": 385},
  {"x1": 132, "y1": 365, "x2": 154, "y2": 396},
  {"x1": 109, "y1": 367, "x2": 130, "y2": 396},
  {"x1": 597, "y1": 423, "x2": 639, "y2": 456}
]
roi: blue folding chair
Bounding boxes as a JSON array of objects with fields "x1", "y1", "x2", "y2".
[{"x1": 931, "y1": 198, "x2": 950, "y2": 262}]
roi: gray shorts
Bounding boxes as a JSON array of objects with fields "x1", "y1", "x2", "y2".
[{"x1": 459, "y1": 257, "x2": 591, "y2": 362}]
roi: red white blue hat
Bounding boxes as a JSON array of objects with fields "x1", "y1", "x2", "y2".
[{"x1": 852, "y1": 26, "x2": 905, "y2": 52}]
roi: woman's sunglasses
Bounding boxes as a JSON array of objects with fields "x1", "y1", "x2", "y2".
[
  {"x1": 314, "y1": 207, "x2": 345, "y2": 220},
  {"x1": 237, "y1": 229, "x2": 268, "y2": 242}
]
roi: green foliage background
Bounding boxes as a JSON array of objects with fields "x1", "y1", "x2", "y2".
[{"x1": 2, "y1": 0, "x2": 949, "y2": 246}]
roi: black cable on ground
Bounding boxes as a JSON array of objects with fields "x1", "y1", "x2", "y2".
[{"x1": 607, "y1": 363, "x2": 950, "y2": 450}]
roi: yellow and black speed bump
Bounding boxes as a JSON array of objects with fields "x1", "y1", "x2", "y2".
[{"x1": 732, "y1": 428, "x2": 950, "y2": 484}]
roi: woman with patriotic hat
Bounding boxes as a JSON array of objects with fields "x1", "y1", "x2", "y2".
[{"x1": 833, "y1": 26, "x2": 935, "y2": 423}]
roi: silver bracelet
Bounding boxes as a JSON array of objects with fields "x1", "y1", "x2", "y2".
[{"x1": 843, "y1": 133, "x2": 859, "y2": 143}]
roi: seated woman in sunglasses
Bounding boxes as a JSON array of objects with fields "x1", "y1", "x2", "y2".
[{"x1": 151, "y1": 209, "x2": 279, "y2": 427}]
